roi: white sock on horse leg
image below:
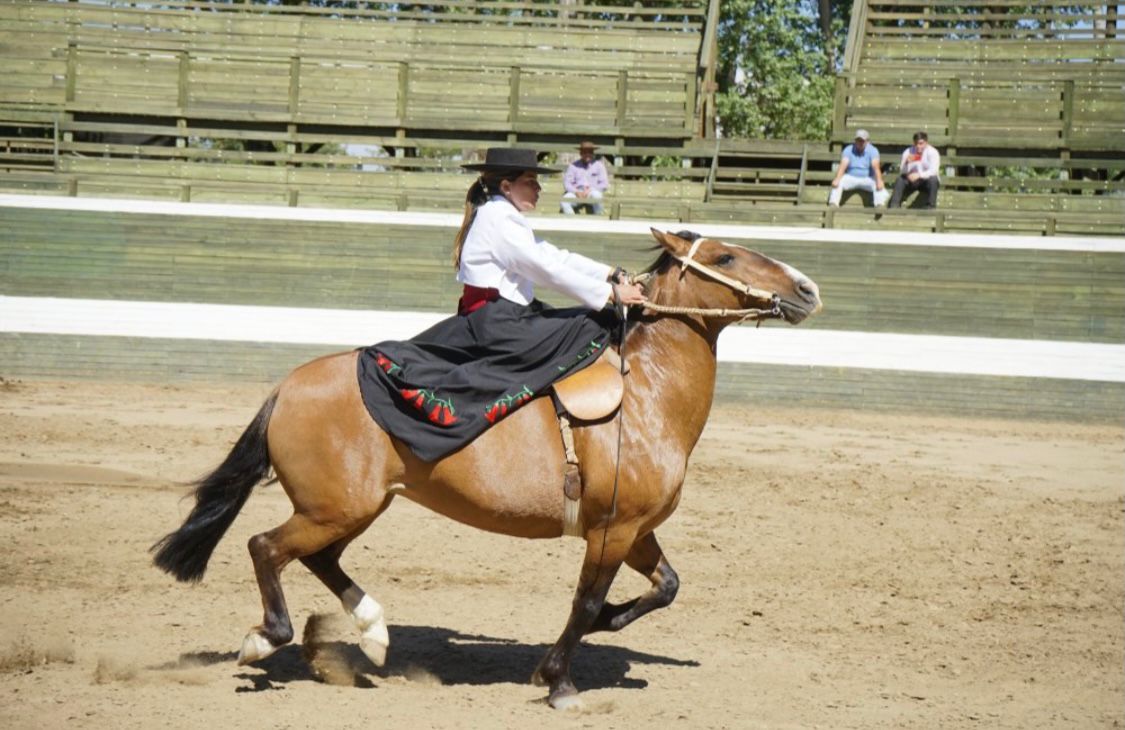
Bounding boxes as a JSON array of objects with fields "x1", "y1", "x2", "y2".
[{"x1": 341, "y1": 583, "x2": 389, "y2": 666}]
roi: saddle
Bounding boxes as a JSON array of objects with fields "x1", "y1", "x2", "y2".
[
  {"x1": 551, "y1": 347, "x2": 626, "y2": 420},
  {"x1": 550, "y1": 348, "x2": 627, "y2": 536}
]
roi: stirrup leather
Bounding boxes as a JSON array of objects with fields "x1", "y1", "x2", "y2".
[
  {"x1": 554, "y1": 348, "x2": 628, "y2": 537},
  {"x1": 558, "y1": 414, "x2": 584, "y2": 538}
]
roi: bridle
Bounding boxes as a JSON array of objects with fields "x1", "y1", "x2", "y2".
[{"x1": 631, "y1": 238, "x2": 783, "y2": 324}]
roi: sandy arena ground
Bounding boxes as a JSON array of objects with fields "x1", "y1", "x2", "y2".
[{"x1": 0, "y1": 378, "x2": 1121, "y2": 729}]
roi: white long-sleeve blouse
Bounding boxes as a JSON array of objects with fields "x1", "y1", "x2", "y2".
[{"x1": 456, "y1": 196, "x2": 613, "y2": 310}]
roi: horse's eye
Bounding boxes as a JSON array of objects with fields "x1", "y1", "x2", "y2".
[{"x1": 716, "y1": 254, "x2": 734, "y2": 267}]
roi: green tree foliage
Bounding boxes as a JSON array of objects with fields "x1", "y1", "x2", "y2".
[{"x1": 716, "y1": 0, "x2": 851, "y2": 140}]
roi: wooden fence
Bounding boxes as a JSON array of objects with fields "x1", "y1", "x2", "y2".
[{"x1": 2, "y1": 202, "x2": 1122, "y2": 420}]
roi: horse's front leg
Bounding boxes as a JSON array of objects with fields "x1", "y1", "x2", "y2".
[
  {"x1": 532, "y1": 527, "x2": 633, "y2": 709},
  {"x1": 588, "y1": 530, "x2": 679, "y2": 633}
]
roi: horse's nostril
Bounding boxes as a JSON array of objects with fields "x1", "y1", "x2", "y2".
[{"x1": 797, "y1": 278, "x2": 819, "y2": 304}]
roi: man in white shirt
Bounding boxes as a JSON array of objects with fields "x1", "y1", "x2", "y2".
[{"x1": 889, "y1": 131, "x2": 941, "y2": 209}]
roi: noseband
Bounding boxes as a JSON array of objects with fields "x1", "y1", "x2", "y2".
[{"x1": 634, "y1": 239, "x2": 783, "y2": 324}]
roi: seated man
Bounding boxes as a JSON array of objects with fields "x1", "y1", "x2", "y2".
[
  {"x1": 560, "y1": 141, "x2": 609, "y2": 215},
  {"x1": 828, "y1": 129, "x2": 889, "y2": 207},
  {"x1": 889, "y1": 131, "x2": 941, "y2": 209}
]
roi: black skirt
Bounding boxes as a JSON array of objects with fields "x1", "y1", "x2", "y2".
[{"x1": 357, "y1": 298, "x2": 616, "y2": 462}]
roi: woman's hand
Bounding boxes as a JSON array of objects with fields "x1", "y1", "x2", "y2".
[{"x1": 611, "y1": 282, "x2": 647, "y2": 307}]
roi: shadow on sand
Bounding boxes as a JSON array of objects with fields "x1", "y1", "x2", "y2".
[{"x1": 177, "y1": 623, "x2": 699, "y2": 694}]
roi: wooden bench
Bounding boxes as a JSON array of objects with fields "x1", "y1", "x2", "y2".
[
  {"x1": 602, "y1": 179, "x2": 708, "y2": 221},
  {"x1": 0, "y1": 109, "x2": 57, "y2": 172},
  {"x1": 836, "y1": 1, "x2": 1123, "y2": 155},
  {"x1": 55, "y1": 43, "x2": 698, "y2": 140},
  {"x1": 835, "y1": 78, "x2": 1124, "y2": 151},
  {"x1": 0, "y1": 1, "x2": 705, "y2": 70},
  {"x1": 0, "y1": 0, "x2": 705, "y2": 144}
]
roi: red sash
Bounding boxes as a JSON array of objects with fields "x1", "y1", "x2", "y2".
[{"x1": 457, "y1": 284, "x2": 501, "y2": 315}]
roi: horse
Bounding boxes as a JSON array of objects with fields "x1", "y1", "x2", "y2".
[{"x1": 151, "y1": 228, "x2": 823, "y2": 709}]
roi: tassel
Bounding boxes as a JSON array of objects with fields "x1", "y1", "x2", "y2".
[{"x1": 563, "y1": 496, "x2": 582, "y2": 538}]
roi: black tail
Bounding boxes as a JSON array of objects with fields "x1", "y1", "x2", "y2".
[{"x1": 151, "y1": 392, "x2": 278, "y2": 582}]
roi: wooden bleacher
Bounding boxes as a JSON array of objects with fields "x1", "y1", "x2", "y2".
[
  {"x1": 814, "y1": 0, "x2": 1124, "y2": 233},
  {"x1": 1, "y1": 0, "x2": 1122, "y2": 235},
  {"x1": 836, "y1": 0, "x2": 1124, "y2": 150},
  {"x1": 604, "y1": 1, "x2": 1124, "y2": 235},
  {"x1": 0, "y1": 0, "x2": 705, "y2": 138},
  {"x1": 0, "y1": 0, "x2": 716, "y2": 212}
]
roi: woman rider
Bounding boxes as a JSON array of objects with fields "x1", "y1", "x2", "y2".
[{"x1": 358, "y1": 147, "x2": 646, "y2": 462}]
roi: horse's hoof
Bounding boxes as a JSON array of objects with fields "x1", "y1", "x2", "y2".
[
  {"x1": 548, "y1": 690, "x2": 584, "y2": 711},
  {"x1": 351, "y1": 595, "x2": 389, "y2": 667},
  {"x1": 237, "y1": 631, "x2": 277, "y2": 665},
  {"x1": 359, "y1": 631, "x2": 388, "y2": 667}
]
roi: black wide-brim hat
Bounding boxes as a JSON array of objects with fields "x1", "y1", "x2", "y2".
[{"x1": 462, "y1": 147, "x2": 556, "y2": 174}]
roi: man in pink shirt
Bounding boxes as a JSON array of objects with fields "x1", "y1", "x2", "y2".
[
  {"x1": 889, "y1": 131, "x2": 941, "y2": 209},
  {"x1": 560, "y1": 141, "x2": 610, "y2": 215}
]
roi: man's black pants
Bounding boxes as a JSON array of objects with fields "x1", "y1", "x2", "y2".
[{"x1": 889, "y1": 176, "x2": 940, "y2": 208}]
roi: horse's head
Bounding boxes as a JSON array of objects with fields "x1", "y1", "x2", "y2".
[{"x1": 646, "y1": 229, "x2": 822, "y2": 325}]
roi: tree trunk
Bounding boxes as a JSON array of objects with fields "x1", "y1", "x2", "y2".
[{"x1": 818, "y1": 0, "x2": 835, "y2": 71}]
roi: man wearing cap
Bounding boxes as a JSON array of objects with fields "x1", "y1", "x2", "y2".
[
  {"x1": 828, "y1": 130, "x2": 889, "y2": 208},
  {"x1": 561, "y1": 141, "x2": 610, "y2": 215}
]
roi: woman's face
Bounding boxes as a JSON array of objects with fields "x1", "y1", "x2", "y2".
[{"x1": 501, "y1": 172, "x2": 541, "y2": 212}]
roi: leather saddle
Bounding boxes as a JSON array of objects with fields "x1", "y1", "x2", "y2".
[
  {"x1": 551, "y1": 348, "x2": 627, "y2": 536},
  {"x1": 551, "y1": 347, "x2": 626, "y2": 421}
]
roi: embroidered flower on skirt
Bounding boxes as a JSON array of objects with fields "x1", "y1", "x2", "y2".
[
  {"x1": 356, "y1": 298, "x2": 616, "y2": 462},
  {"x1": 484, "y1": 385, "x2": 534, "y2": 424}
]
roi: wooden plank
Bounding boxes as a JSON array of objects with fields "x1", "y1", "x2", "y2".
[
  {"x1": 870, "y1": 1, "x2": 1110, "y2": 10},
  {"x1": 6, "y1": 332, "x2": 1120, "y2": 424},
  {"x1": 3, "y1": 0, "x2": 708, "y2": 141},
  {"x1": 3, "y1": 1, "x2": 705, "y2": 33},
  {"x1": 7, "y1": 4, "x2": 701, "y2": 59},
  {"x1": 3, "y1": 207, "x2": 1122, "y2": 342}
]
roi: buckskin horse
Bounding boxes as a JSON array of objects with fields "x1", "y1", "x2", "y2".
[{"x1": 151, "y1": 229, "x2": 822, "y2": 709}]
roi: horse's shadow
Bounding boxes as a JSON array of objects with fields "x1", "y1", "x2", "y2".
[{"x1": 161, "y1": 624, "x2": 699, "y2": 694}]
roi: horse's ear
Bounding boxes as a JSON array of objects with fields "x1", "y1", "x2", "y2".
[{"x1": 649, "y1": 228, "x2": 691, "y2": 256}]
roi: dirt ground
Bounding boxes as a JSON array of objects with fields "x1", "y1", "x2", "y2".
[{"x1": 0, "y1": 378, "x2": 1121, "y2": 729}]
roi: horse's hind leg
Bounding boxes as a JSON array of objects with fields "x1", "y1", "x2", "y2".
[
  {"x1": 589, "y1": 531, "x2": 679, "y2": 633},
  {"x1": 299, "y1": 502, "x2": 395, "y2": 666},
  {"x1": 239, "y1": 513, "x2": 363, "y2": 665}
]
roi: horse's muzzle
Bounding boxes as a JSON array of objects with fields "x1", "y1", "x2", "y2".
[{"x1": 778, "y1": 278, "x2": 822, "y2": 324}]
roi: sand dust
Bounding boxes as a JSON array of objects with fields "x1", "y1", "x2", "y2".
[{"x1": 0, "y1": 379, "x2": 1121, "y2": 729}]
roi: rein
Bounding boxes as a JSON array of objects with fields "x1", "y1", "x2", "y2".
[
  {"x1": 594, "y1": 241, "x2": 778, "y2": 570},
  {"x1": 594, "y1": 300, "x2": 628, "y2": 576},
  {"x1": 630, "y1": 243, "x2": 783, "y2": 324}
]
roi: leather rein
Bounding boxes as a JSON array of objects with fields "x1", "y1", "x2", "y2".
[{"x1": 594, "y1": 238, "x2": 781, "y2": 569}]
